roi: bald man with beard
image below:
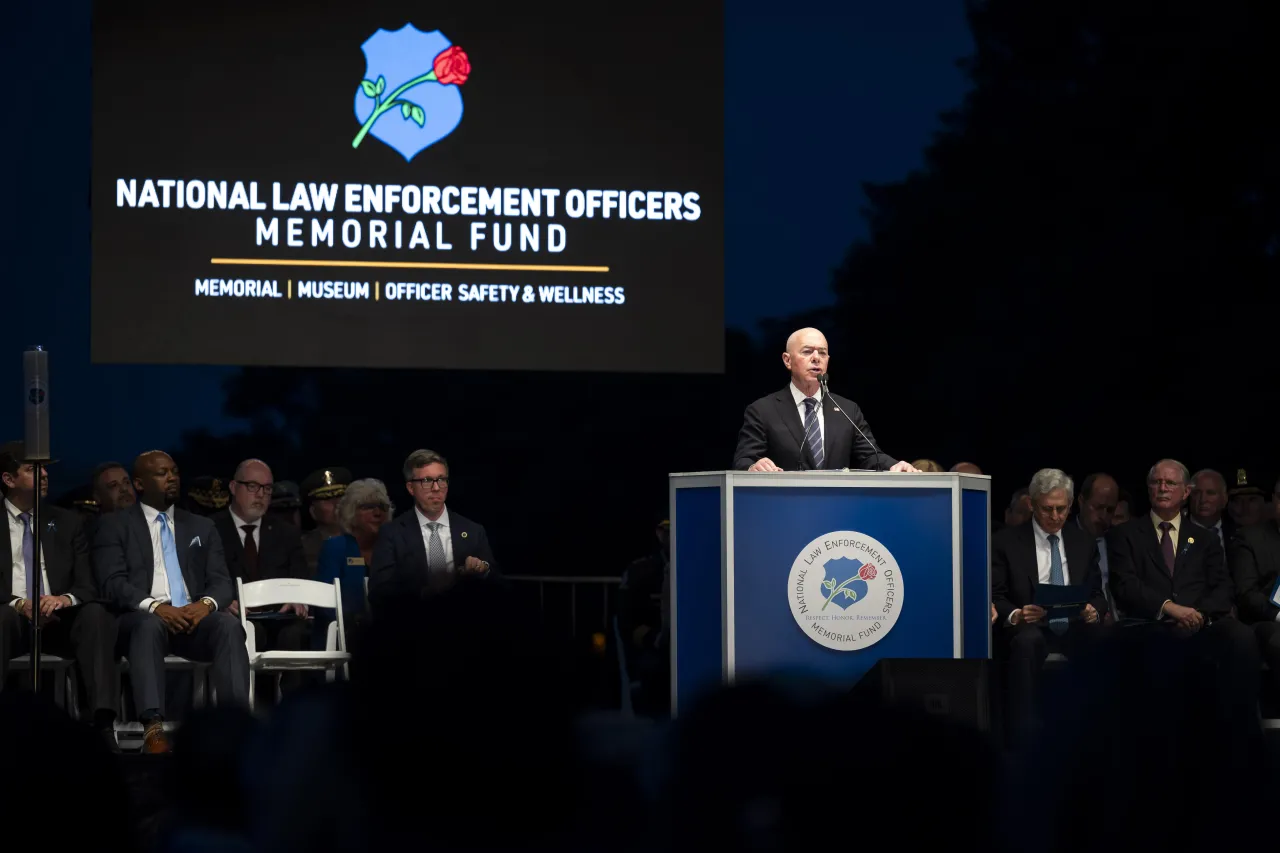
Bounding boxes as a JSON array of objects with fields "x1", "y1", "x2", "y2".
[{"x1": 733, "y1": 328, "x2": 917, "y2": 473}]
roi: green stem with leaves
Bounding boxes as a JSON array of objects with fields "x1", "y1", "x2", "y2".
[
  {"x1": 352, "y1": 70, "x2": 438, "y2": 148},
  {"x1": 821, "y1": 577, "x2": 859, "y2": 611}
]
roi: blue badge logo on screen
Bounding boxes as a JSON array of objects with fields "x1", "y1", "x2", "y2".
[
  {"x1": 351, "y1": 25, "x2": 472, "y2": 161},
  {"x1": 787, "y1": 531, "x2": 903, "y2": 651}
]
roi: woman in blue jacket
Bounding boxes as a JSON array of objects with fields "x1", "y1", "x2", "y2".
[{"x1": 314, "y1": 478, "x2": 392, "y2": 648}]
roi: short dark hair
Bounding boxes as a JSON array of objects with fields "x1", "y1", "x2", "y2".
[
  {"x1": 91, "y1": 461, "x2": 128, "y2": 488},
  {"x1": 1079, "y1": 472, "x2": 1117, "y2": 501},
  {"x1": 402, "y1": 449, "x2": 448, "y2": 481},
  {"x1": 1008, "y1": 486, "x2": 1028, "y2": 510}
]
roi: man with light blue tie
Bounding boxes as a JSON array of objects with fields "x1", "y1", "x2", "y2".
[
  {"x1": 992, "y1": 468, "x2": 1106, "y2": 735},
  {"x1": 94, "y1": 450, "x2": 248, "y2": 753}
]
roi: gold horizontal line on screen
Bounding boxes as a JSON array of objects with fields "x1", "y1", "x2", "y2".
[{"x1": 209, "y1": 258, "x2": 610, "y2": 273}]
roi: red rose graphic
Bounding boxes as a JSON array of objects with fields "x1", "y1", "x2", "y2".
[
  {"x1": 859, "y1": 565, "x2": 877, "y2": 581},
  {"x1": 433, "y1": 46, "x2": 471, "y2": 86}
]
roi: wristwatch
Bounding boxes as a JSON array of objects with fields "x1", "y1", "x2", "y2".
[{"x1": 200, "y1": 597, "x2": 217, "y2": 610}]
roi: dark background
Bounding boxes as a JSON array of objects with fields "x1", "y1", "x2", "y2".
[
  {"x1": 2, "y1": 0, "x2": 1274, "y2": 575},
  {"x1": 90, "y1": 0, "x2": 723, "y2": 372}
]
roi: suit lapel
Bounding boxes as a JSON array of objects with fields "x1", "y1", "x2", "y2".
[
  {"x1": 1016, "y1": 524, "x2": 1039, "y2": 590},
  {"x1": 131, "y1": 505, "x2": 155, "y2": 580},
  {"x1": 773, "y1": 389, "x2": 806, "y2": 459},
  {"x1": 174, "y1": 510, "x2": 194, "y2": 590},
  {"x1": 404, "y1": 511, "x2": 429, "y2": 575},
  {"x1": 2, "y1": 515, "x2": 13, "y2": 598},
  {"x1": 1174, "y1": 517, "x2": 1197, "y2": 574},
  {"x1": 1064, "y1": 528, "x2": 1090, "y2": 586}
]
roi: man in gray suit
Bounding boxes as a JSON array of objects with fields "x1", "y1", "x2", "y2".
[{"x1": 94, "y1": 450, "x2": 249, "y2": 752}]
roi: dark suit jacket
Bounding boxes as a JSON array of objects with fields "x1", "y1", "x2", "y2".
[
  {"x1": 732, "y1": 386, "x2": 897, "y2": 471},
  {"x1": 991, "y1": 521, "x2": 1107, "y2": 626},
  {"x1": 368, "y1": 506, "x2": 498, "y2": 610},
  {"x1": 93, "y1": 503, "x2": 234, "y2": 611},
  {"x1": 3, "y1": 502, "x2": 97, "y2": 604},
  {"x1": 210, "y1": 510, "x2": 307, "y2": 584},
  {"x1": 1228, "y1": 520, "x2": 1280, "y2": 625},
  {"x1": 1106, "y1": 514, "x2": 1233, "y2": 620}
]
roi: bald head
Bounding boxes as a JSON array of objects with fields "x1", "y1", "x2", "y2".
[
  {"x1": 230, "y1": 458, "x2": 274, "y2": 522},
  {"x1": 951, "y1": 462, "x2": 982, "y2": 475},
  {"x1": 133, "y1": 451, "x2": 180, "y2": 509},
  {"x1": 782, "y1": 328, "x2": 829, "y2": 396}
]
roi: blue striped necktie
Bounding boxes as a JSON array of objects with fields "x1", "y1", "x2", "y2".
[
  {"x1": 1047, "y1": 533, "x2": 1067, "y2": 634},
  {"x1": 803, "y1": 397, "x2": 824, "y2": 469}
]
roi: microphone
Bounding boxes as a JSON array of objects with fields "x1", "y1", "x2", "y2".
[{"x1": 819, "y1": 373, "x2": 884, "y2": 472}]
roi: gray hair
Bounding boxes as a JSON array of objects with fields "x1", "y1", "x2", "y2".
[
  {"x1": 1190, "y1": 468, "x2": 1225, "y2": 490},
  {"x1": 1148, "y1": 459, "x2": 1190, "y2": 485},
  {"x1": 337, "y1": 478, "x2": 393, "y2": 533},
  {"x1": 402, "y1": 448, "x2": 448, "y2": 481},
  {"x1": 1028, "y1": 468, "x2": 1074, "y2": 503}
]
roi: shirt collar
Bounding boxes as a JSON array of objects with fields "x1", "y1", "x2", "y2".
[
  {"x1": 1031, "y1": 518, "x2": 1061, "y2": 544},
  {"x1": 4, "y1": 498, "x2": 26, "y2": 521},
  {"x1": 789, "y1": 381, "x2": 823, "y2": 407},
  {"x1": 1150, "y1": 511, "x2": 1180, "y2": 532},
  {"x1": 415, "y1": 505, "x2": 450, "y2": 530},
  {"x1": 229, "y1": 508, "x2": 256, "y2": 530},
  {"x1": 140, "y1": 502, "x2": 175, "y2": 525}
]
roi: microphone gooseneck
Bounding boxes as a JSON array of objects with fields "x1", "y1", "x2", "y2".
[{"x1": 819, "y1": 373, "x2": 884, "y2": 472}]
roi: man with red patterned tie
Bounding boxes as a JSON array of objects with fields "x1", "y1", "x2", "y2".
[{"x1": 1105, "y1": 459, "x2": 1259, "y2": 723}]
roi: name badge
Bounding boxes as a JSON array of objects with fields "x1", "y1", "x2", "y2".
[{"x1": 346, "y1": 557, "x2": 366, "y2": 566}]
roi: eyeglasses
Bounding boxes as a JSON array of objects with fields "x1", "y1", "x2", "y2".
[
  {"x1": 357, "y1": 502, "x2": 389, "y2": 512},
  {"x1": 235, "y1": 480, "x2": 274, "y2": 495},
  {"x1": 409, "y1": 476, "x2": 450, "y2": 489}
]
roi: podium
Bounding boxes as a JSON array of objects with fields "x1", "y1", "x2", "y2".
[{"x1": 669, "y1": 470, "x2": 991, "y2": 716}]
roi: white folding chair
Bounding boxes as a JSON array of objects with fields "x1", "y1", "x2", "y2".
[{"x1": 236, "y1": 577, "x2": 351, "y2": 710}]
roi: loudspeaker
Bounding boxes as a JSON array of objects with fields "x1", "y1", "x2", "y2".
[{"x1": 851, "y1": 658, "x2": 992, "y2": 732}]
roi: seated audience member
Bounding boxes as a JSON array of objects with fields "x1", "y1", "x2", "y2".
[
  {"x1": 0, "y1": 441, "x2": 120, "y2": 749},
  {"x1": 268, "y1": 480, "x2": 302, "y2": 528},
  {"x1": 912, "y1": 458, "x2": 944, "y2": 472},
  {"x1": 184, "y1": 475, "x2": 230, "y2": 517},
  {"x1": 94, "y1": 450, "x2": 249, "y2": 753},
  {"x1": 315, "y1": 478, "x2": 391, "y2": 641},
  {"x1": 992, "y1": 468, "x2": 1105, "y2": 731},
  {"x1": 950, "y1": 461, "x2": 982, "y2": 475},
  {"x1": 1228, "y1": 468, "x2": 1268, "y2": 529},
  {"x1": 1113, "y1": 488, "x2": 1133, "y2": 525},
  {"x1": 213, "y1": 459, "x2": 310, "y2": 695},
  {"x1": 1228, "y1": 474, "x2": 1280, "y2": 696},
  {"x1": 1003, "y1": 487, "x2": 1032, "y2": 529},
  {"x1": 1190, "y1": 468, "x2": 1233, "y2": 553},
  {"x1": 1074, "y1": 472, "x2": 1119, "y2": 617},
  {"x1": 1106, "y1": 458, "x2": 1260, "y2": 726},
  {"x1": 300, "y1": 467, "x2": 349, "y2": 576},
  {"x1": 91, "y1": 460, "x2": 137, "y2": 515},
  {"x1": 368, "y1": 449, "x2": 497, "y2": 615}
]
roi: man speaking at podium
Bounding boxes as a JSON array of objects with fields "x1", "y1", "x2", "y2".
[{"x1": 733, "y1": 328, "x2": 917, "y2": 473}]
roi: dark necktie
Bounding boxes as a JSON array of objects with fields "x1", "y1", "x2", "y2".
[
  {"x1": 18, "y1": 511, "x2": 35, "y2": 601},
  {"x1": 803, "y1": 397, "x2": 825, "y2": 469},
  {"x1": 242, "y1": 524, "x2": 260, "y2": 580},
  {"x1": 1158, "y1": 522, "x2": 1175, "y2": 574}
]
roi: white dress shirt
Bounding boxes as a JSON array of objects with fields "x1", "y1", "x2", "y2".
[
  {"x1": 789, "y1": 382, "x2": 825, "y2": 449},
  {"x1": 6, "y1": 499, "x2": 60, "y2": 605},
  {"x1": 1007, "y1": 519, "x2": 1071, "y2": 625},
  {"x1": 138, "y1": 502, "x2": 192, "y2": 611},
  {"x1": 229, "y1": 508, "x2": 257, "y2": 548},
  {"x1": 415, "y1": 505, "x2": 454, "y2": 572}
]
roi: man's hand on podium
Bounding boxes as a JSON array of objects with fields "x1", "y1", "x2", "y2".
[
  {"x1": 889, "y1": 460, "x2": 919, "y2": 473},
  {"x1": 747, "y1": 458, "x2": 782, "y2": 472}
]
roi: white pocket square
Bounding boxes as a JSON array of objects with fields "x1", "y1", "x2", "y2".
[{"x1": 190, "y1": 536, "x2": 202, "y2": 547}]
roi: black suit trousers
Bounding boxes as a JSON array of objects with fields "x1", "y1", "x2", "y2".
[
  {"x1": 1003, "y1": 620, "x2": 1101, "y2": 735},
  {"x1": 116, "y1": 609, "x2": 249, "y2": 718},
  {"x1": 1256, "y1": 621, "x2": 1280, "y2": 694},
  {"x1": 0, "y1": 602, "x2": 119, "y2": 715}
]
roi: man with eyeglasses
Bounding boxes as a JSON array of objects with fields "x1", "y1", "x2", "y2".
[
  {"x1": 1106, "y1": 459, "x2": 1260, "y2": 725},
  {"x1": 212, "y1": 459, "x2": 310, "y2": 695},
  {"x1": 368, "y1": 449, "x2": 497, "y2": 614},
  {"x1": 992, "y1": 468, "x2": 1106, "y2": 735}
]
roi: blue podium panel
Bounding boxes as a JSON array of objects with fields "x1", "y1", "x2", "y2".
[{"x1": 670, "y1": 471, "x2": 991, "y2": 716}]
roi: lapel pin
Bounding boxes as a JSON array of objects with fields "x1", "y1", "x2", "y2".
[
  {"x1": 46, "y1": 520, "x2": 56, "y2": 532},
  {"x1": 1187, "y1": 537, "x2": 1194, "y2": 545},
  {"x1": 460, "y1": 531, "x2": 468, "y2": 539}
]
